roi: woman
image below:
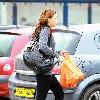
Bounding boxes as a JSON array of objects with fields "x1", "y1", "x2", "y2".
[{"x1": 32, "y1": 9, "x2": 64, "y2": 100}]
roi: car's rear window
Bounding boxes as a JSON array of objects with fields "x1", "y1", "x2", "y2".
[
  {"x1": 53, "y1": 32, "x2": 81, "y2": 55},
  {"x1": 0, "y1": 34, "x2": 17, "y2": 57}
]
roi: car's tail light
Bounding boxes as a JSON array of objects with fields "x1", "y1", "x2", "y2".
[{"x1": 3, "y1": 64, "x2": 11, "y2": 71}]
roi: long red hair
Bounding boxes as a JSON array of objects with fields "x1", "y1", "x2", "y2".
[{"x1": 32, "y1": 9, "x2": 56, "y2": 38}]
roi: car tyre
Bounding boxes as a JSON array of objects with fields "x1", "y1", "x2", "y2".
[
  {"x1": 80, "y1": 84, "x2": 100, "y2": 100},
  {"x1": 0, "y1": 97, "x2": 10, "y2": 100}
]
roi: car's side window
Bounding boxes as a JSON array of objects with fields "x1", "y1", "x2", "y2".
[
  {"x1": 0, "y1": 34, "x2": 17, "y2": 57},
  {"x1": 98, "y1": 36, "x2": 100, "y2": 44},
  {"x1": 94, "y1": 33, "x2": 100, "y2": 51}
]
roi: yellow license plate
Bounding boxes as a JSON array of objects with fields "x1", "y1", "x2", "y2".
[{"x1": 14, "y1": 87, "x2": 36, "y2": 98}]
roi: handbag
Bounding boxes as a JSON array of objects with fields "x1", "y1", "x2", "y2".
[
  {"x1": 23, "y1": 37, "x2": 53, "y2": 75},
  {"x1": 59, "y1": 52, "x2": 84, "y2": 88}
]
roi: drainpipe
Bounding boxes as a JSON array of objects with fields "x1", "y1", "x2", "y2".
[
  {"x1": 63, "y1": 0, "x2": 68, "y2": 26},
  {"x1": 13, "y1": 3, "x2": 17, "y2": 25},
  {"x1": 88, "y1": 3, "x2": 92, "y2": 24}
]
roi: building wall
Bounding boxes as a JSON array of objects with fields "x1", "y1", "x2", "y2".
[
  {"x1": 92, "y1": 4, "x2": 100, "y2": 23},
  {"x1": 0, "y1": 3, "x2": 8, "y2": 25},
  {"x1": 17, "y1": 3, "x2": 63, "y2": 25},
  {"x1": 0, "y1": 2, "x2": 100, "y2": 25},
  {"x1": 68, "y1": 4, "x2": 88, "y2": 25},
  {"x1": 6, "y1": 2, "x2": 13, "y2": 25},
  {"x1": 6, "y1": 3, "x2": 63, "y2": 26}
]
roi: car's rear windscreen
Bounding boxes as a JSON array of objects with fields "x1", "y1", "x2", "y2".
[{"x1": 0, "y1": 34, "x2": 17, "y2": 57}]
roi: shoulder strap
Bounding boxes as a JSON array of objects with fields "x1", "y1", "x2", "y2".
[
  {"x1": 47, "y1": 34, "x2": 51, "y2": 46},
  {"x1": 47, "y1": 37, "x2": 50, "y2": 46}
]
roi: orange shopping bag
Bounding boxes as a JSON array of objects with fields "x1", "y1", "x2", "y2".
[{"x1": 59, "y1": 53, "x2": 84, "y2": 89}]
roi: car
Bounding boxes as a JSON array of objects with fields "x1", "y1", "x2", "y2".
[
  {"x1": 0, "y1": 26, "x2": 35, "y2": 99},
  {"x1": 9, "y1": 24, "x2": 100, "y2": 100}
]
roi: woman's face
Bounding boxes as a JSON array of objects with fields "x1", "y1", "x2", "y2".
[{"x1": 48, "y1": 13, "x2": 57, "y2": 27}]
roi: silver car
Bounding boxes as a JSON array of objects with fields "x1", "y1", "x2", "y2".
[{"x1": 9, "y1": 24, "x2": 100, "y2": 100}]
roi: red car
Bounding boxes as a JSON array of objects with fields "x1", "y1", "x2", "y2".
[{"x1": 0, "y1": 27, "x2": 34, "y2": 98}]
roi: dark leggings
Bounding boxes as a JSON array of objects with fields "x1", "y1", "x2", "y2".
[{"x1": 36, "y1": 74, "x2": 64, "y2": 100}]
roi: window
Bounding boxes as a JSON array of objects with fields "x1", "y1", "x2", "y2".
[
  {"x1": 98, "y1": 36, "x2": 100, "y2": 44},
  {"x1": 94, "y1": 33, "x2": 100, "y2": 51},
  {"x1": 53, "y1": 32, "x2": 81, "y2": 55},
  {"x1": 0, "y1": 34, "x2": 17, "y2": 57}
]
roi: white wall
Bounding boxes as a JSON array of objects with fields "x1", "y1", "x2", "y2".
[
  {"x1": 92, "y1": 4, "x2": 100, "y2": 24},
  {"x1": 16, "y1": 3, "x2": 63, "y2": 26},
  {"x1": 68, "y1": 4, "x2": 88, "y2": 25},
  {"x1": 0, "y1": 3, "x2": 8, "y2": 25},
  {"x1": 6, "y1": 3, "x2": 13, "y2": 25},
  {"x1": 0, "y1": 3, "x2": 100, "y2": 25}
]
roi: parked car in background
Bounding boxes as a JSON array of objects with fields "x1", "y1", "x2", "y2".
[
  {"x1": 0, "y1": 26, "x2": 34, "y2": 99},
  {"x1": 9, "y1": 24, "x2": 100, "y2": 100}
]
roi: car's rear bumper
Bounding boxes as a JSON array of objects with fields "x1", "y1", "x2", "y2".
[
  {"x1": 9, "y1": 72, "x2": 75, "y2": 100},
  {"x1": 0, "y1": 83, "x2": 9, "y2": 97},
  {"x1": 0, "y1": 75, "x2": 9, "y2": 97}
]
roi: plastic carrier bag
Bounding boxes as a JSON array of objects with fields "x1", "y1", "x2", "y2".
[{"x1": 59, "y1": 53, "x2": 84, "y2": 89}]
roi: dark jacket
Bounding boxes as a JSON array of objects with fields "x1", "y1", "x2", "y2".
[
  {"x1": 39, "y1": 27, "x2": 55, "y2": 57},
  {"x1": 38, "y1": 26, "x2": 56, "y2": 75}
]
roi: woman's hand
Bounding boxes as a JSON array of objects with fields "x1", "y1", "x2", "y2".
[
  {"x1": 59, "y1": 50, "x2": 68, "y2": 61},
  {"x1": 59, "y1": 50, "x2": 68, "y2": 56}
]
